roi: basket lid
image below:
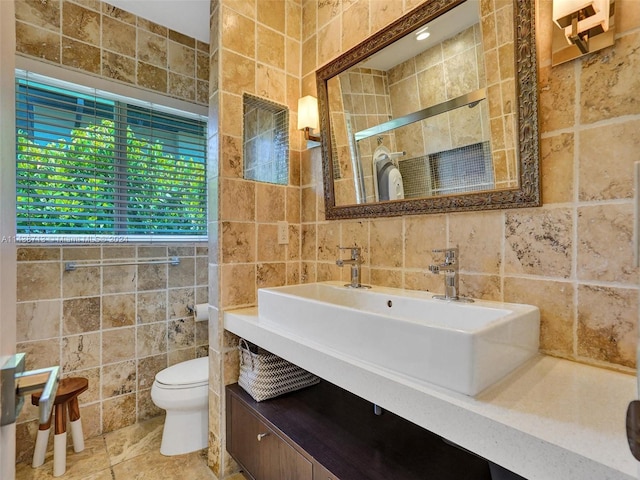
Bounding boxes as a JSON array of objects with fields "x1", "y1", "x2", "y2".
[{"x1": 155, "y1": 356, "x2": 208, "y2": 386}]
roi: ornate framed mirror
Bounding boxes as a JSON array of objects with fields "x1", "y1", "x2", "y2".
[{"x1": 316, "y1": 0, "x2": 539, "y2": 220}]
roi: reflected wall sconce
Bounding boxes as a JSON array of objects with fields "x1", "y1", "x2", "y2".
[
  {"x1": 552, "y1": 0, "x2": 615, "y2": 65},
  {"x1": 297, "y1": 95, "x2": 321, "y2": 148}
]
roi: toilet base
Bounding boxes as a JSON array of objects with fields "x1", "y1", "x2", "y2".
[{"x1": 160, "y1": 407, "x2": 209, "y2": 456}]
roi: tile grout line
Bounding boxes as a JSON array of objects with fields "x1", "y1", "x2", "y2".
[{"x1": 101, "y1": 433, "x2": 117, "y2": 480}]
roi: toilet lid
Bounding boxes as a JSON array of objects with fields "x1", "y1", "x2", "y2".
[{"x1": 155, "y1": 356, "x2": 209, "y2": 387}]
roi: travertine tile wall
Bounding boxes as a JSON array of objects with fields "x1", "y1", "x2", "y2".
[
  {"x1": 479, "y1": 0, "x2": 518, "y2": 187},
  {"x1": 338, "y1": 24, "x2": 488, "y2": 205},
  {"x1": 332, "y1": 15, "x2": 513, "y2": 205},
  {"x1": 210, "y1": 0, "x2": 640, "y2": 478},
  {"x1": 208, "y1": 0, "x2": 303, "y2": 475},
  {"x1": 15, "y1": 244, "x2": 209, "y2": 463},
  {"x1": 387, "y1": 24, "x2": 489, "y2": 160},
  {"x1": 13, "y1": 0, "x2": 210, "y2": 464},
  {"x1": 298, "y1": 0, "x2": 640, "y2": 373},
  {"x1": 333, "y1": 67, "x2": 394, "y2": 204},
  {"x1": 0, "y1": 8, "x2": 17, "y2": 473},
  {"x1": 15, "y1": 0, "x2": 209, "y2": 105}
]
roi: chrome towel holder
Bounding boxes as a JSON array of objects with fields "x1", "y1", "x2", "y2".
[{"x1": 64, "y1": 256, "x2": 180, "y2": 272}]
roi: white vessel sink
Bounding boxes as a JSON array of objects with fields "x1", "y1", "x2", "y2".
[{"x1": 257, "y1": 281, "x2": 540, "y2": 396}]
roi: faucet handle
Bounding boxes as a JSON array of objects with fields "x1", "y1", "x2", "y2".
[
  {"x1": 432, "y1": 247, "x2": 458, "y2": 254},
  {"x1": 432, "y1": 247, "x2": 458, "y2": 268},
  {"x1": 338, "y1": 245, "x2": 361, "y2": 258},
  {"x1": 432, "y1": 247, "x2": 458, "y2": 260}
]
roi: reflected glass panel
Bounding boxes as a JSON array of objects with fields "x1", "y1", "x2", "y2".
[
  {"x1": 316, "y1": 0, "x2": 540, "y2": 220},
  {"x1": 328, "y1": 11, "x2": 518, "y2": 207},
  {"x1": 243, "y1": 94, "x2": 289, "y2": 185}
]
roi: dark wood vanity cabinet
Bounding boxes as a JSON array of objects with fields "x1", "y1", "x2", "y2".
[
  {"x1": 313, "y1": 464, "x2": 339, "y2": 480},
  {"x1": 227, "y1": 390, "x2": 312, "y2": 480},
  {"x1": 226, "y1": 382, "x2": 494, "y2": 480}
]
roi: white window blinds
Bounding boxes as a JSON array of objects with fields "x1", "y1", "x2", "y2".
[{"x1": 15, "y1": 71, "x2": 207, "y2": 241}]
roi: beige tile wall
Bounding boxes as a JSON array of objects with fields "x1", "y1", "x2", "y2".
[
  {"x1": 12, "y1": 0, "x2": 211, "y2": 465},
  {"x1": 479, "y1": 0, "x2": 518, "y2": 187},
  {"x1": 15, "y1": 244, "x2": 209, "y2": 463},
  {"x1": 387, "y1": 24, "x2": 489, "y2": 157},
  {"x1": 15, "y1": 0, "x2": 209, "y2": 105},
  {"x1": 297, "y1": 0, "x2": 640, "y2": 373},
  {"x1": 208, "y1": 0, "x2": 303, "y2": 475},
  {"x1": 333, "y1": 67, "x2": 394, "y2": 204},
  {"x1": 0, "y1": 7, "x2": 18, "y2": 470},
  {"x1": 210, "y1": 0, "x2": 640, "y2": 478}
]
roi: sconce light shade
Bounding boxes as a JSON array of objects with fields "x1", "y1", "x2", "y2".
[
  {"x1": 297, "y1": 95, "x2": 321, "y2": 146},
  {"x1": 297, "y1": 95, "x2": 319, "y2": 130}
]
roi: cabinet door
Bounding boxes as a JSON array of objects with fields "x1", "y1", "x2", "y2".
[
  {"x1": 279, "y1": 440, "x2": 313, "y2": 480},
  {"x1": 229, "y1": 395, "x2": 262, "y2": 478},
  {"x1": 313, "y1": 463, "x2": 339, "y2": 480},
  {"x1": 229, "y1": 395, "x2": 312, "y2": 480},
  {"x1": 255, "y1": 422, "x2": 312, "y2": 480}
]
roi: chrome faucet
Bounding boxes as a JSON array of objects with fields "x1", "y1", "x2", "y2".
[
  {"x1": 428, "y1": 247, "x2": 472, "y2": 302},
  {"x1": 336, "y1": 246, "x2": 369, "y2": 288}
]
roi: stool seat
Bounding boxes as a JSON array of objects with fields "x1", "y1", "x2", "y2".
[
  {"x1": 32, "y1": 377, "x2": 88, "y2": 407},
  {"x1": 30, "y1": 376, "x2": 89, "y2": 477}
]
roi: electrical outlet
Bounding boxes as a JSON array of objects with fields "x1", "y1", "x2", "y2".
[{"x1": 277, "y1": 221, "x2": 289, "y2": 245}]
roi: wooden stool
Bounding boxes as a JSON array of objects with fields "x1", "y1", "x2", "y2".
[{"x1": 31, "y1": 377, "x2": 88, "y2": 477}]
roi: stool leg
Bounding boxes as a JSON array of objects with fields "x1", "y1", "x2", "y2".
[
  {"x1": 68, "y1": 397, "x2": 84, "y2": 453},
  {"x1": 53, "y1": 403, "x2": 67, "y2": 477},
  {"x1": 32, "y1": 415, "x2": 52, "y2": 468}
]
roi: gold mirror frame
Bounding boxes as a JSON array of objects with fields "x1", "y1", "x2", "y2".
[{"x1": 316, "y1": 0, "x2": 540, "y2": 220}]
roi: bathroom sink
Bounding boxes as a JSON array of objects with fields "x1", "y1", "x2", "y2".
[{"x1": 257, "y1": 281, "x2": 539, "y2": 396}]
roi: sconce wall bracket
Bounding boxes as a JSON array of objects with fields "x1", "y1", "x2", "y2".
[
  {"x1": 303, "y1": 127, "x2": 321, "y2": 143},
  {"x1": 552, "y1": 0, "x2": 615, "y2": 65}
]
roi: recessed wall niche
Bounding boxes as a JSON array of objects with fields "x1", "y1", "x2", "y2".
[{"x1": 243, "y1": 94, "x2": 289, "y2": 185}]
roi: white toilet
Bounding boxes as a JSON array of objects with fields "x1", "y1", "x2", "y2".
[{"x1": 151, "y1": 356, "x2": 209, "y2": 456}]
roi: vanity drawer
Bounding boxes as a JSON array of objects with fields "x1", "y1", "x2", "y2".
[
  {"x1": 226, "y1": 382, "x2": 493, "y2": 480},
  {"x1": 227, "y1": 392, "x2": 312, "y2": 480},
  {"x1": 313, "y1": 464, "x2": 339, "y2": 480}
]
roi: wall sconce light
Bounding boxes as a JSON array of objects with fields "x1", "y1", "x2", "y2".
[
  {"x1": 552, "y1": 0, "x2": 615, "y2": 65},
  {"x1": 297, "y1": 95, "x2": 321, "y2": 148}
]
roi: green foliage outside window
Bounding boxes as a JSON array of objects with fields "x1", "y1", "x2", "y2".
[{"x1": 17, "y1": 120, "x2": 207, "y2": 236}]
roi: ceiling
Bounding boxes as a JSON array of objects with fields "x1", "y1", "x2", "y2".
[
  {"x1": 362, "y1": 0, "x2": 480, "y2": 71},
  {"x1": 106, "y1": 0, "x2": 210, "y2": 43},
  {"x1": 105, "y1": 0, "x2": 479, "y2": 67}
]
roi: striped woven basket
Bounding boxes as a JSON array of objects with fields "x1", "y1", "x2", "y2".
[{"x1": 237, "y1": 339, "x2": 320, "y2": 402}]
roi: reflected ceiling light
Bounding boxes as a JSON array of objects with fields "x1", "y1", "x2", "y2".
[
  {"x1": 297, "y1": 95, "x2": 321, "y2": 148},
  {"x1": 415, "y1": 27, "x2": 430, "y2": 41}
]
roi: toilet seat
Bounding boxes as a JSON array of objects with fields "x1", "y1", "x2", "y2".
[
  {"x1": 151, "y1": 356, "x2": 209, "y2": 456},
  {"x1": 154, "y1": 380, "x2": 208, "y2": 389},
  {"x1": 154, "y1": 356, "x2": 208, "y2": 388}
]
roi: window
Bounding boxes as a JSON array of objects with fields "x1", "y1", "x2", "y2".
[{"x1": 15, "y1": 71, "x2": 207, "y2": 242}]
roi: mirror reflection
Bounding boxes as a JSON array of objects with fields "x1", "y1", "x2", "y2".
[
  {"x1": 327, "y1": 0, "x2": 518, "y2": 207},
  {"x1": 317, "y1": 0, "x2": 540, "y2": 220},
  {"x1": 243, "y1": 94, "x2": 289, "y2": 185}
]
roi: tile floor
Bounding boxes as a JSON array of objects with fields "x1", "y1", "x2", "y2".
[{"x1": 15, "y1": 416, "x2": 246, "y2": 480}]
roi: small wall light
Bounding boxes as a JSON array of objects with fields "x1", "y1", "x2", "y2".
[
  {"x1": 297, "y1": 95, "x2": 321, "y2": 148},
  {"x1": 552, "y1": 0, "x2": 615, "y2": 64}
]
